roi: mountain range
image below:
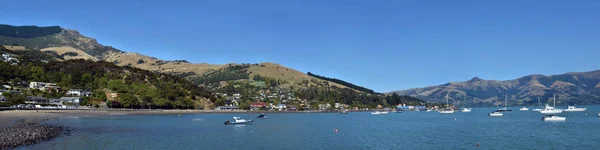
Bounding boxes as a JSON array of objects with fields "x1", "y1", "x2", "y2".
[{"x1": 391, "y1": 70, "x2": 600, "y2": 106}]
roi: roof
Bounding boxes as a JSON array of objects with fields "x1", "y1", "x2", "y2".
[
  {"x1": 59, "y1": 97, "x2": 82, "y2": 100},
  {"x1": 27, "y1": 96, "x2": 48, "y2": 101},
  {"x1": 251, "y1": 102, "x2": 266, "y2": 106}
]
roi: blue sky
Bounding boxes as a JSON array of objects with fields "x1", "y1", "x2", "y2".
[{"x1": 2, "y1": 0, "x2": 600, "y2": 92}]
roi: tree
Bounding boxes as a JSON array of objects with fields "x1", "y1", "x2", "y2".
[
  {"x1": 80, "y1": 73, "x2": 94, "y2": 88},
  {"x1": 119, "y1": 94, "x2": 139, "y2": 108}
]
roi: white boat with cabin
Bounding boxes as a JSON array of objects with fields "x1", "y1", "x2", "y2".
[
  {"x1": 371, "y1": 111, "x2": 389, "y2": 115},
  {"x1": 488, "y1": 111, "x2": 503, "y2": 117},
  {"x1": 224, "y1": 117, "x2": 253, "y2": 125},
  {"x1": 542, "y1": 115, "x2": 566, "y2": 122},
  {"x1": 519, "y1": 107, "x2": 529, "y2": 111},
  {"x1": 540, "y1": 95, "x2": 563, "y2": 114},
  {"x1": 563, "y1": 105, "x2": 586, "y2": 112}
]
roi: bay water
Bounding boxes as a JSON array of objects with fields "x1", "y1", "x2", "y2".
[{"x1": 22, "y1": 106, "x2": 600, "y2": 150}]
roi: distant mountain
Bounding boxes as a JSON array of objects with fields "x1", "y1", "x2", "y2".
[{"x1": 391, "y1": 70, "x2": 600, "y2": 106}]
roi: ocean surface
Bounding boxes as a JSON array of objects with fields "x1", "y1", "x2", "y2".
[{"x1": 22, "y1": 106, "x2": 600, "y2": 150}]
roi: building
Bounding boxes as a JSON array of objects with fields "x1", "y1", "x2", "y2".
[
  {"x1": 287, "y1": 105, "x2": 297, "y2": 111},
  {"x1": 105, "y1": 92, "x2": 120, "y2": 101},
  {"x1": 274, "y1": 104, "x2": 287, "y2": 111},
  {"x1": 0, "y1": 96, "x2": 6, "y2": 103},
  {"x1": 67, "y1": 89, "x2": 89, "y2": 96},
  {"x1": 25, "y1": 96, "x2": 50, "y2": 104},
  {"x1": 250, "y1": 102, "x2": 266, "y2": 110},
  {"x1": 58, "y1": 97, "x2": 82, "y2": 104},
  {"x1": 29, "y1": 82, "x2": 59, "y2": 91}
]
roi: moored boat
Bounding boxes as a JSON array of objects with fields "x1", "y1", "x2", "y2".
[
  {"x1": 438, "y1": 92, "x2": 454, "y2": 114},
  {"x1": 257, "y1": 114, "x2": 268, "y2": 119},
  {"x1": 488, "y1": 111, "x2": 503, "y2": 117},
  {"x1": 224, "y1": 117, "x2": 253, "y2": 125},
  {"x1": 519, "y1": 107, "x2": 529, "y2": 111},
  {"x1": 563, "y1": 105, "x2": 586, "y2": 112},
  {"x1": 371, "y1": 111, "x2": 388, "y2": 115},
  {"x1": 542, "y1": 115, "x2": 566, "y2": 122},
  {"x1": 461, "y1": 108, "x2": 472, "y2": 112},
  {"x1": 540, "y1": 95, "x2": 563, "y2": 114}
]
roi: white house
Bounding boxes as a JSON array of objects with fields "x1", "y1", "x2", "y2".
[
  {"x1": 274, "y1": 104, "x2": 287, "y2": 111},
  {"x1": 67, "y1": 89, "x2": 88, "y2": 96},
  {"x1": 29, "y1": 82, "x2": 59, "y2": 91}
]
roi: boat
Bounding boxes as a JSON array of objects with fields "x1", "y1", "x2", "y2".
[
  {"x1": 540, "y1": 95, "x2": 563, "y2": 114},
  {"x1": 496, "y1": 95, "x2": 512, "y2": 112},
  {"x1": 461, "y1": 98, "x2": 472, "y2": 112},
  {"x1": 438, "y1": 92, "x2": 454, "y2": 114},
  {"x1": 564, "y1": 105, "x2": 586, "y2": 112},
  {"x1": 488, "y1": 111, "x2": 503, "y2": 117},
  {"x1": 224, "y1": 117, "x2": 253, "y2": 125},
  {"x1": 371, "y1": 111, "x2": 389, "y2": 115},
  {"x1": 532, "y1": 97, "x2": 542, "y2": 111},
  {"x1": 426, "y1": 109, "x2": 433, "y2": 112},
  {"x1": 542, "y1": 115, "x2": 566, "y2": 122},
  {"x1": 461, "y1": 108, "x2": 472, "y2": 112},
  {"x1": 257, "y1": 114, "x2": 268, "y2": 119},
  {"x1": 519, "y1": 107, "x2": 529, "y2": 111},
  {"x1": 341, "y1": 110, "x2": 349, "y2": 114}
]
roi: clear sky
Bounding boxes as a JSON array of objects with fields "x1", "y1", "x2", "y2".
[{"x1": 2, "y1": 0, "x2": 600, "y2": 92}]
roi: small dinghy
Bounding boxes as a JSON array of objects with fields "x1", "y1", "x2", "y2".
[
  {"x1": 224, "y1": 117, "x2": 253, "y2": 125},
  {"x1": 257, "y1": 114, "x2": 268, "y2": 119}
]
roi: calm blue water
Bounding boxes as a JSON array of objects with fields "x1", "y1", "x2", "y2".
[{"x1": 22, "y1": 106, "x2": 600, "y2": 150}]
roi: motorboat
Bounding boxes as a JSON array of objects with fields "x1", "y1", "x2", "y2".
[
  {"x1": 563, "y1": 105, "x2": 586, "y2": 112},
  {"x1": 540, "y1": 104, "x2": 563, "y2": 114},
  {"x1": 257, "y1": 114, "x2": 268, "y2": 119},
  {"x1": 542, "y1": 115, "x2": 566, "y2": 122},
  {"x1": 519, "y1": 107, "x2": 529, "y2": 111},
  {"x1": 461, "y1": 108, "x2": 472, "y2": 112},
  {"x1": 224, "y1": 117, "x2": 253, "y2": 125},
  {"x1": 341, "y1": 110, "x2": 349, "y2": 114},
  {"x1": 426, "y1": 109, "x2": 433, "y2": 112},
  {"x1": 371, "y1": 111, "x2": 389, "y2": 115},
  {"x1": 488, "y1": 111, "x2": 503, "y2": 117},
  {"x1": 540, "y1": 95, "x2": 563, "y2": 114}
]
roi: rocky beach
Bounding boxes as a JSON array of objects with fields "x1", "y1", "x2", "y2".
[{"x1": 0, "y1": 121, "x2": 67, "y2": 150}]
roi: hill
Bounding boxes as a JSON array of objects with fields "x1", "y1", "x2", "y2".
[
  {"x1": 0, "y1": 24, "x2": 361, "y2": 91},
  {"x1": 0, "y1": 24, "x2": 426, "y2": 108},
  {"x1": 0, "y1": 47, "x2": 213, "y2": 109},
  {"x1": 391, "y1": 70, "x2": 600, "y2": 106}
]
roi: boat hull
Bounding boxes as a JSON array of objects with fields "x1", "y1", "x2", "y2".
[
  {"x1": 542, "y1": 116, "x2": 566, "y2": 122},
  {"x1": 231, "y1": 120, "x2": 253, "y2": 124},
  {"x1": 438, "y1": 110, "x2": 454, "y2": 114},
  {"x1": 564, "y1": 108, "x2": 586, "y2": 112},
  {"x1": 488, "y1": 113, "x2": 503, "y2": 117},
  {"x1": 540, "y1": 110, "x2": 563, "y2": 114}
]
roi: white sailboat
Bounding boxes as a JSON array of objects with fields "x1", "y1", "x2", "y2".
[
  {"x1": 497, "y1": 95, "x2": 512, "y2": 112},
  {"x1": 541, "y1": 94, "x2": 566, "y2": 122},
  {"x1": 540, "y1": 95, "x2": 563, "y2": 114},
  {"x1": 439, "y1": 92, "x2": 454, "y2": 114},
  {"x1": 532, "y1": 97, "x2": 542, "y2": 111}
]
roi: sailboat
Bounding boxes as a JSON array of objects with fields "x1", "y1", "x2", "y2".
[
  {"x1": 497, "y1": 95, "x2": 512, "y2": 112},
  {"x1": 489, "y1": 98, "x2": 503, "y2": 116},
  {"x1": 540, "y1": 94, "x2": 564, "y2": 114},
  {"x1": 461, "y1": 97, "x2": 472, "y2": 112},
  {"x1": 532, "y1": 97, "x2": 542, "y2": 111},
  {"x1": 542, "y1": 95, "x2": 566, "y2": 122},
  {"x1": 439, "y1": 92, "x2": 454, "y2": 114}
]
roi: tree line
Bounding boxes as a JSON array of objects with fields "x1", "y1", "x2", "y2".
[{"x1": 307, "y1": 72, "x2": 376, "y2": 94}]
